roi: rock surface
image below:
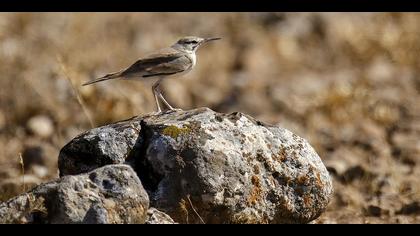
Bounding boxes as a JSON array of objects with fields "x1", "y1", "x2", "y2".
[
  {"x1": 0, "y1": 164, "x2": 149, "y2": 224},
  {"x1": 58, "y1": 119, "x2": 142, "y2": 176},
  {"x1": 145, "y1": 207, "x2": 177, "y2": 224},
  {"x1": 59, "y1": 108, "x2": 333, "y2": 223}
]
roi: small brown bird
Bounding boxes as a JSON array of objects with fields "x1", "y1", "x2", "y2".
[{"x1": 82, "y1": 36, "x2": 221, "y2": 112}]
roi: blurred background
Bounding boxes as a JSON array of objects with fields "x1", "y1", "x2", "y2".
[{"x1": 0, "y1": 13, "x2": 419, "y2": 223}]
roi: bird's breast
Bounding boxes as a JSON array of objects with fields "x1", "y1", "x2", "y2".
[{"x1": 190, "y1": 53, "x2": 197, "y2": 68}]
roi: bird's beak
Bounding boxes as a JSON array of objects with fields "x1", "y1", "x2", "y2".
[{"x1": 203, "y1": 37, "x2": 222, "y2": 43}]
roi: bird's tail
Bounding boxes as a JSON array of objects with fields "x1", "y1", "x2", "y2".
[{"x1": 82, "y1": 71, "x2": 123, "y2": 86}]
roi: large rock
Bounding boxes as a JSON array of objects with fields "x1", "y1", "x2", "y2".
[
  {"x1": 58, "y1": 119, "x2": 142, "y2": 176},
  {"x1": 59, "y1": 108, "x2": 333, "y2": 224},
  {"x1": 0, "y1": 164, "x2": 149, "y2": 224}
]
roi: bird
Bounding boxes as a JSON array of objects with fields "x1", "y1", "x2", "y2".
[{"x1": 82, "y1": 36, "x2": 221, "y2": 112}]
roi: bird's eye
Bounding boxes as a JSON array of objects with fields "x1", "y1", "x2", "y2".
[{"x1": 186, "y1": 40, "x2": 197, "y2": 44}]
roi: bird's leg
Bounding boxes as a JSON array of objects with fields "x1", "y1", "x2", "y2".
[
  {"x1": 154, "y1": 81, "x2": 182, "y2": 111},
  {"x1": 158, "y1": 91, "x2": 183, "y2": 112},
  {"x1": 158, "y1": 92, "x2": 174, "y2": 110},
  {"x1": 152, "y1": 80, "x2": 162, "y2": 113},
  {"x1": 152, "y1": 78, "x2": 182, "y2": 113}
]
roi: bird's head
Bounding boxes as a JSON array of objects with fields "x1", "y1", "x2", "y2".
[{"x1": 173, "y1": 36, "x2": 221, "y2": 52}]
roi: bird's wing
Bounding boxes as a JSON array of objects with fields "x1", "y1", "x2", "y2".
[
  {"x1": 121, "y1": 47, "x2": 190, "y2": 78},
  {"x1": 142, "y1": 55, "x2": 192, "y2": 77}
]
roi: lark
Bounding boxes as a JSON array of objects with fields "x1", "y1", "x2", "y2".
[{"x1": 82, "y1": 36, "x2": 221, "y2": 112}]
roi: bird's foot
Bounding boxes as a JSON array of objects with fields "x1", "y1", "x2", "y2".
[
  {"x1": 167, "y1": 108, "x2": 183, "y2": 113},
  {"x1": 159, "y1": 108, "x2": 183, "y2": 114}
]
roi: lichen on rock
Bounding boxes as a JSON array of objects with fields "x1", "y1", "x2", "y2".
[
  {"x1": 0, "y1": 164, "x2": 149, "y2": 224},
  {"x1": 58, "y1": 107, "x2": 333, "y2": 224},
  {"x1": 1, "y1": 107, "x2": 332, "y2": 224}
]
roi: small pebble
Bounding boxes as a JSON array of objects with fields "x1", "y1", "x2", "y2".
[{"x1": 27, "y1": 115, "x2": 54, "y2": 138}]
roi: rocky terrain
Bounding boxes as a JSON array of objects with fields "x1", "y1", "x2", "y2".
[
  {"x1": 0, "y1": 13, "x2": 419, "y2": 223},
  {"x1": 0, "y1": 108, "x2": 333, "y2": 223}
]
